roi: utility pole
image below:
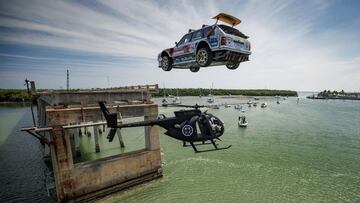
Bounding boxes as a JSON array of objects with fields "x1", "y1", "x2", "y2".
[
  {"x1": 66, "y1": 69, "x2": 69, "y2": 91},
  {"x1": 25, "y1": 78, "x2": 36, "y2": 126}
]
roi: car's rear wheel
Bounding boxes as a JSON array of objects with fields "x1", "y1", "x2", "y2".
[
  {"x1": 161, "y1": 55, "x2": 172, "y2": 71},
  {"x1": 226, "y1": 62, "x2": 240, "y2": 70},
  {"x1": 190, "y1": 66, "x2": 200, "y2": 72},
  {"x1": 196, "y1": 47, "x2": 212, "y2": 67}
]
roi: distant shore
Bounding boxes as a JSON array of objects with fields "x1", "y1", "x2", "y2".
[
  {"x1": 0, "y1": 88, "x2": 298, "y2": 103},
  {"x1": 307, "y1": 95, "x2": 360, "y2": 100},
  {"x1": 154, "y1": 88, "x2": 298, "y2": 97},
  {"x1": 307, "y1": 90, "x2": 360, "y2": 101}
]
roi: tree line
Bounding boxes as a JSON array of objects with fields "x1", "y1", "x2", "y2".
[
  {"x1": 153, "y1": 88, "x2": 298, "y2": 97},
  {"x1": 0, "y1": 89, "x2": 32, "y2": 102},
  {"x1": 0, "y1": 88, "x2": 298, "y2": 102}
]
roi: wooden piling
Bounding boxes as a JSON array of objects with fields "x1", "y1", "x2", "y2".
[
  {"x1": 116, "y1": 129, "x2": 125, "y2": 148},
  {"x1": 116, "y1": 111, "x2": 125, "y2": 148},
  {"x1": 73, "y1": 128, "x2": 81, "y2": 157},
  {"x1": 94, "y1": 126, "x2": 100, "y2": 152}
]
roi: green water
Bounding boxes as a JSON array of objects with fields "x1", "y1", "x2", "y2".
[
  {"x1": 1, "y1": 95, "x2": 360, "y2": 202},
  {"x1": 104, "y1": 96, "x2": 360, "y2": 202},
  {"x1": 0, "y1": 104, "x2": 27, "y2": 147}
]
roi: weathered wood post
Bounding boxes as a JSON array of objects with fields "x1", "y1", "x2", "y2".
[
  {"x1": 116, "y1": 111, "x2": 125, "y2": 148},
  {"x1": 94, "y1": 125, "x2": 100, "y2": 152},
  {"x1": 73, "y1": 127, "x2": 81, "y2": 157},
  {"x1": 144, "y1": 105, "x2": 160, "y2": 150},
  {"x1": 116, "y1": 129, "x2": 125, "y2": 148}
]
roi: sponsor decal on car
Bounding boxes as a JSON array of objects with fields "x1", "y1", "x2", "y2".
[{"x1": 209, "y1": 37, "x2": 218, "y2": 47}]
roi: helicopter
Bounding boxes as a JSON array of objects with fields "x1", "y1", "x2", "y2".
[{"x1": 99, "y1": 101, "x2": 231, "y2": 153}]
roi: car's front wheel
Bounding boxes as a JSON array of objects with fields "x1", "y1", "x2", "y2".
[
  {"x1": 226, "y1": 62, "x2": 240, "y2": 70},
  {"x1": 190, "y1": 67, "x2": 200, "y2": 72},
  {"x1": 161, "y1": 55, "x2": 172, "y2": 71},
  {"x1": 196, "y1": 47, "x2": 212, "y2": 67}
]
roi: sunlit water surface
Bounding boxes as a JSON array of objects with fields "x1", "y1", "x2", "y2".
[{"x1": 1, "y1": 94, "x2": 360, "y2": 202}]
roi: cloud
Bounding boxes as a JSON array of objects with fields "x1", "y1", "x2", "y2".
[{"x1": 0, "y1": 0, "x2": 359, "y2": 91}]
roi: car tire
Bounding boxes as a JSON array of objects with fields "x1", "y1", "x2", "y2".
[
  {"x1": 161, "y1": 55, "x2": 172, "y2": 71},
  {"x1": 190, "y1": 67, "x2": 200, "y2": 72},
  {"x1": 196, "y1": 47, "x2": 212, "y2": 67},
  {"x1": 226, "y1": 62, "x2": 240, "y2": 70}
]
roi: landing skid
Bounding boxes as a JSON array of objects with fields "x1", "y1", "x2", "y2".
[
  {"x1": 183, "y1": 141, "x2": 215, "y2": 147},
  {"x1": 187, "y1": 140, "x2": 232, "y2": 153}
]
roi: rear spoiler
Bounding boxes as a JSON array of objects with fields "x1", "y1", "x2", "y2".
[{"x1": 212, "y1": 13, "x2": 241, "y2": 26}]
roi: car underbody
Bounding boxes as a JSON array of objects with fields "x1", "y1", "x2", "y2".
[{"x1": 165, "y1": 50, "x2": 249, "y2": 69}]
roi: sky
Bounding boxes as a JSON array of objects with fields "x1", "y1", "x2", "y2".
[{"x1": 0, "y1": 0, "x2": 359, "y2": 91}]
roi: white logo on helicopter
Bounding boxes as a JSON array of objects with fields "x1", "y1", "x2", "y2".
[{"x1": 182, "y1": 125, "x2": 193, "y2": 137}]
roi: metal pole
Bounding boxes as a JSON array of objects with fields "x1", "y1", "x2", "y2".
[{"x1": 25, "y1": 79, "x2": 36, "y2": 127}]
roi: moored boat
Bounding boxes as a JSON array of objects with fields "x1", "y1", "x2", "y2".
[{"x1": 238, "y1": 116, "x2": 248, "y2": 127}]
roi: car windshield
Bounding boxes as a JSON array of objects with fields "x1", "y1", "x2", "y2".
[{"x1": 218, "y1": 24, "x2": 248, "y2": 39}]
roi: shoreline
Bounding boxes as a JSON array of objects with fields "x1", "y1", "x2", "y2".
[{"x1": 307, "y1": 96, "x2": 360, "y2": 101}]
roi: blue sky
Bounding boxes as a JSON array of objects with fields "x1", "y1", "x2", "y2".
[{"x1": 0, "y1": 0, "x2": 359, "y2": 91}]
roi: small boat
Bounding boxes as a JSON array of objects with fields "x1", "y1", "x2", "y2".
[
  {"x1": 253, "y1": 102, "x2": 258, "y2": 107},
  {"x1": 247, "y1": 100, "x2": 253, "y2": 105},
  {"x1": 234, "y1": 104, "x2": 242, "y2": 110},
  {"x1": 172, "y1": 96, "x2": 181, "y2": 104},
  {"x1": 162, "y1": 98, "x2": 168, "y2": 107},
  {"x1": 238, "y1": 116, "x2": 248, "y2": 127},
  {"x1": 254, "y1": 97, "x2": 260, "y2": 100},
  {"x1": 224, "y1": 103, "x2": 231, "y2": 108},
  {"x1": 261, "y1": 102, "x2": 267, "y2": 108},
  {"x1": 241, "y1": 109, "x2": 245, "y2": 113},
  {"x1": 207, "y1": 96, "x2": 214, "y2": 103},
  {"x1": 276, "y1": 101, "x2": 280, "y2": 104}
]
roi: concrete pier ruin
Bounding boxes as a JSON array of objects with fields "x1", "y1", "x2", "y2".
[{"x1": 23, "y1": 85, "x2": 162, "y2": 202}]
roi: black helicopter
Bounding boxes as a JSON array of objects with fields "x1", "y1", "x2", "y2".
[{"x1": 99, "y1": 102, "x2": 231, "y2": 153}]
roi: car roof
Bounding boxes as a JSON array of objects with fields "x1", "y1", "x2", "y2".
[{"x1": 186, "y1": 25, "x2": 212, "y2": 35}]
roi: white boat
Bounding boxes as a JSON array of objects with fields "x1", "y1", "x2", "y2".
[
  {"x1": 207, "y1": 95, "x2": 214, "y2": 103},
  {"x1": 234, "y1": 104, "x2": 242, "y2": 110},
  {"x1": 172, "y1": 96, "x2": 181, "y2": 104},
  {"x1": 162, "y1": 98, "x2": 168, "y2": 107},
  {"x1": 247, "y1": 100, "x2": 253, "y2": 105},
  {"x1": 207, "y1": 83, "x2": 215, "y2": 103},
  {"x1": 224, "y1": 103, "x2": 231, "y2": 108},
  {"x1": 238, "y1": 116, "x2": 248, "y2": 127},
  {"x1": 261, "y1": 102, "x2": 267, "y2": 108}
]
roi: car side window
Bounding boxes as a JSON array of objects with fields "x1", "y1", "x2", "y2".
[
  {"x1": 203, "y1": 26, "x2": 214, "y2": 37},
  {"x1": 191, "y1": 30, "x2": 202, "y2": 42},
  {"x1": 178, "y1": 34, "x2": 191, "y2": 46}
]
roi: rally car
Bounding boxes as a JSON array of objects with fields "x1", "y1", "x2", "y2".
[{"x1": 158, "y1": 13, "x2": 251, "y2": 72}]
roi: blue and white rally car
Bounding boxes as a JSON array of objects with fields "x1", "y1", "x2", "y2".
[{"x1": 158, "y1": 13, "x2": 251, "y2": 72}]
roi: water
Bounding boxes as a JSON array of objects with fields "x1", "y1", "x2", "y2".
[
  {"x1": 0, "y1": 104, "x2": 54, "y2": 202},
  {"x1": 1, "y1": 95, "x2": 360, "y2": 202}
]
